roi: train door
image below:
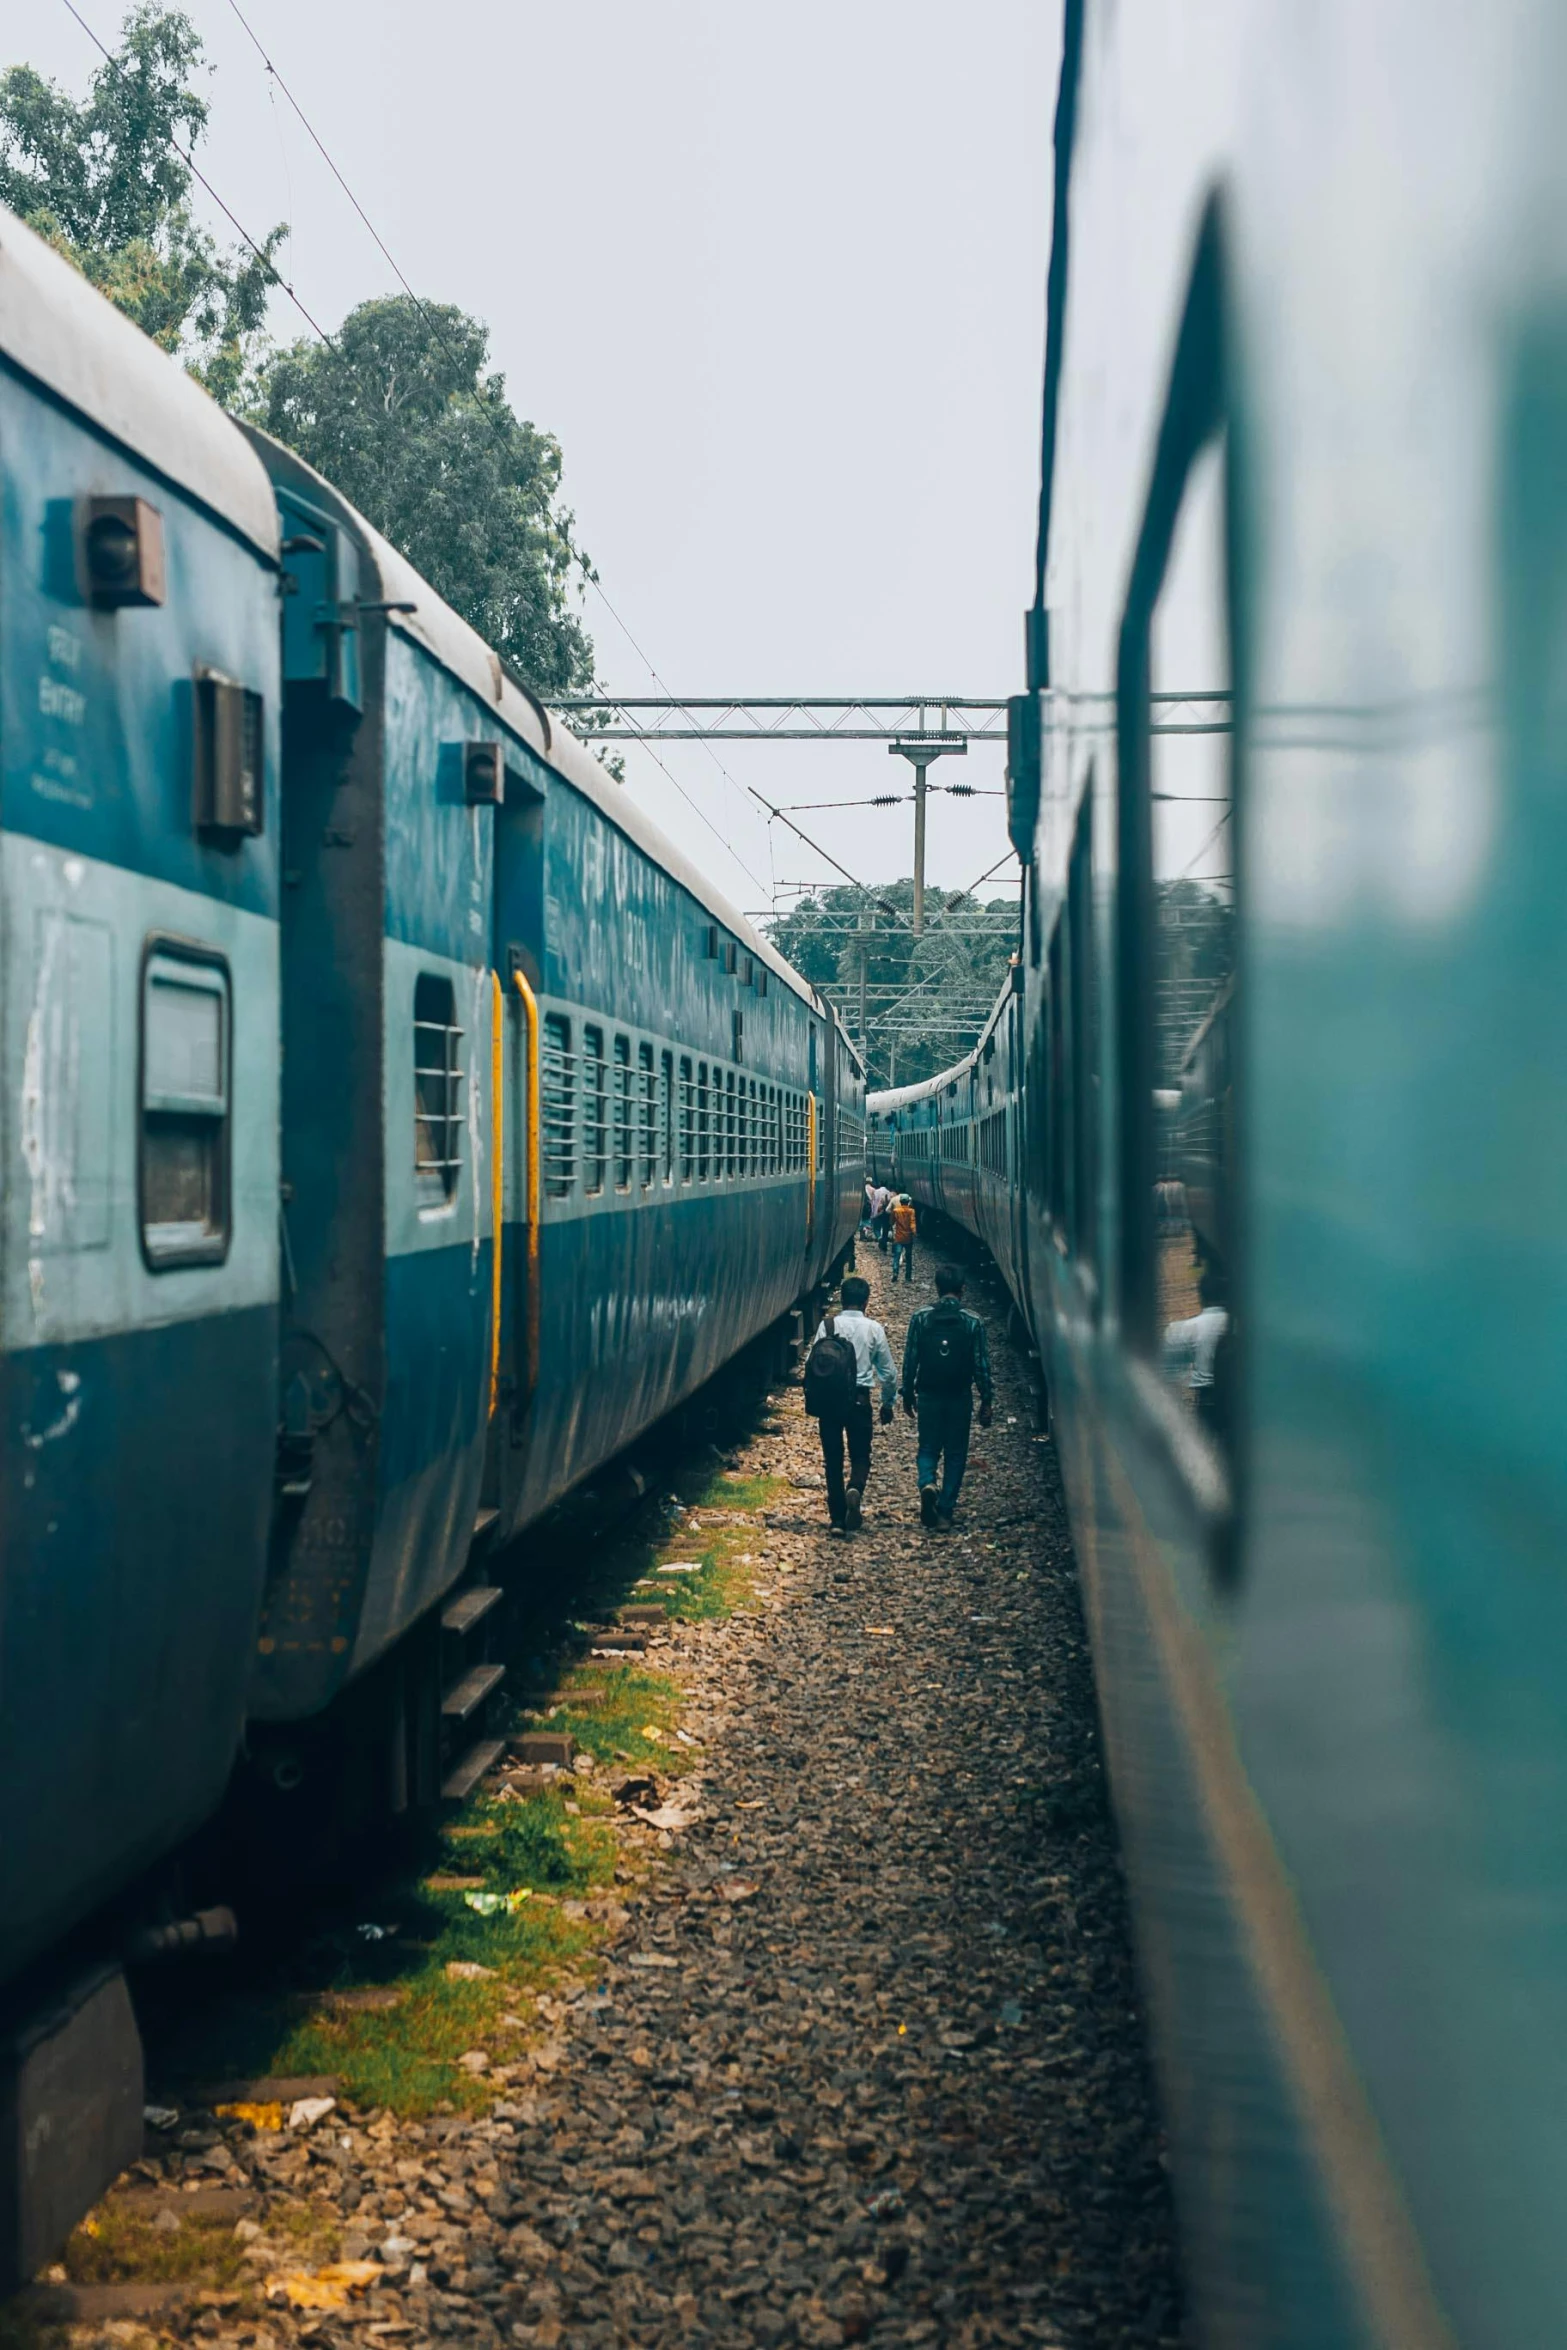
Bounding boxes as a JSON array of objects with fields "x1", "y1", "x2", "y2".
[{"x1": 486, "y1": 753, "x2": 547, "y2": 1523}]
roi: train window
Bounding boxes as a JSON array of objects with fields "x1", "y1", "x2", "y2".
[
  {"x1": 748, "y1": 1077, "x2": 758, "y2": 1175},
  {"x1": 661, "y1": 1050, "x2": 675, "y2": 1182},
  {"x1": 1068, "y1": 795, "x2": 1099, "y2": 1273},
  {"x1": 679, "y1": 1056, "x2": 695, "y2": 1181},
  {"x1": 725, "y1": 1070, "x2": 737, "y2": 1177},
  {"x1": 583, "y1": 1026, "x2": 607, "y2": 1195},
  {"x1": 697, "y1": 1062, "x2": 711, "y2": 1180},
  {"x1": 413, "y1": 972, "x2": 463, "y2": 1210},
  {"x1": 613, "y1": 1034, "x2": 633, "y2": 1190},
  {"x1": 637, "y1": 1042, "x2": 655, "y2": 1186},
  {"x1": 1116, "y1": 217, "x2": 1236, "y2": 1487},
  {"x1": 542, "y1": 1014, "x2": 575, "y2": 1197},
  {"x1": 757, "y1": 967, "x2": 769, "y2": 999},
  {"x1": 140, "y1": 949, "x2": 230, "y2": 1265}
]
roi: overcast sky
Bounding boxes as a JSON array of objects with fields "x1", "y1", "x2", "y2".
[{"x1": 22, "y1": 0, "x2": 1058, "y2": 918}]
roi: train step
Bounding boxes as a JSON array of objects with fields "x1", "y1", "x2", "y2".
[
  {"x1": 440, "y1": 1737, "x2": 506, "y2": 1804},
  {"x1": 441, "y1": 1661, "x2": 505, "y2": 1722},
  {"x1": 472, "y1": 1507, "x2": 499, "y2": 1544},
  {"x1": 441, "y1": 1584, "x2": 503, "y2": 1638}
]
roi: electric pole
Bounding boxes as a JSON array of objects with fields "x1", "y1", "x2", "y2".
[{"x1": 889, "y1": 731, "x2": 967, "y2": 933}]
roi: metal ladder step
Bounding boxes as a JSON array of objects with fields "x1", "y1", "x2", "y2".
[
  {"x1": 441, "y1": 1661, "x2": 505, "y2": 1722},
  {"x1": 441, "y1": 1584, "x2": 503, "y2": 1638},
  {"x1": 441, "y1": 1737, "x2": 506, "y2": 1804},
  {"x1": 472, "y1": 1507, "x2": 499, "y2": 1543}
]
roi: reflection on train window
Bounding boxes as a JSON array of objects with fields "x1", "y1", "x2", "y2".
[
  {"x1": 678, "y1": 1055, "x2": 694, "y2": 1181},
  {"x1": 582, "y1": 1026, "x2": 607, "y2": 1195},
  {"x1": 413, "y1": 972, "x2": 463, "y2": 1210},
  {"x1": 1146, "y1": 436, "x2": 1235, "y2": 1455},
  {"x1": 613, "y1": 1034, "x2": 633, "y2": 1190},
  {"x1": 542, "y1": 1013, "x2": 575, "y2": 1198},
  {"x1": 141, "y1": 949, "x2": 230, "y2": 1264}
]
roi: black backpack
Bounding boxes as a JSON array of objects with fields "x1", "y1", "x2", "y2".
[
  {"x1": 918, "y1": 1307, "x2": 976, "y2": 1396},
  {"x1": 802, "y1": 1315, "x2": 859, "y2": 1418}
]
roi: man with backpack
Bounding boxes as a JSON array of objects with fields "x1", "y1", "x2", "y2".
[
  {"x1": 900, "y1": 1266, "x2": 993, "y2": 1528},
  {"x1": 803, "y1": 1274, "x2": 897, "y2": 1534}
]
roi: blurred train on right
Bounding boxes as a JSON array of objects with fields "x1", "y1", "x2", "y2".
[{"x1": 870, "y1": 3, "x2": 1567, "y2": 2342}]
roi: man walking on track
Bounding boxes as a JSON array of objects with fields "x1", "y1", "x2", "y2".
[
  {"x1": 890, "y1": 1194, "x2": 918, "y2": 1283},
  {"x1": 901, "y1": 1265, "x2": 993, "y2": 1528},
  {"x1": 803, "y1": 1274, "x2": 897, "y2": 1535}
]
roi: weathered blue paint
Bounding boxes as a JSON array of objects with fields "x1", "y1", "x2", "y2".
[
  {"x1": 0, "y1": 1306, "x2": 275, "y2": 1982},
  {"x1": 0, "y1": 241, "x2": 280, "y2": 1993}
]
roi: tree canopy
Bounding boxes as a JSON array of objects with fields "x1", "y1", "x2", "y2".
[
  {"x1": 255, "y1": 301, "x2": 596, "y2": 695},
  {"x1": 766, "y1": 879, "x2": 1019, "y2": 1092},
  {"x1": 0, "y1": 3, "x2": 283, "y2": 405},
  {"x1": 2, "y1": 8, "x2": 598, "y2": 692}
]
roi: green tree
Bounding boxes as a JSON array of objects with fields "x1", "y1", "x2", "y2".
[
  {"x1": 256, "y1": 299, "x2": 596, "y2": 695},
  {"x1": 0, "y1": 4, "x2": 284, "y2": 405},
  {"x1": 767, "y1": 879, "x2": 1018, "y2": 1091}
]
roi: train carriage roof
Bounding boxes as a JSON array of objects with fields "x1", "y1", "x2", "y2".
[
  {"x1": 242, "y1": 426, "x2": 818, "y2": 1014},
  {"x1": 0, "y1": 204, "x2": 278, "y2": 562}
]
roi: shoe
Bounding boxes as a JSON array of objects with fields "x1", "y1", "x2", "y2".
[
  {"x1": 827, "y1": 1522, "x2": 845, "y2": 1539},
  {"x1": 919, "y1": 1484, "x2": 939, "y2": 1528},
  {"x1": 936, "y1": 1509, "x2": 954, "y2": 1532},
  {"x1": 844, "y1": 1487, "x2": 863, "y2": 1533}
]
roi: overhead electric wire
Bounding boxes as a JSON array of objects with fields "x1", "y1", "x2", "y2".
[
  {"x1": 208, "y1": 0, "x2": 772, "y2": 900},
  {"x1": 58, "y1": 0, "x2": 337, "y2": 344}
]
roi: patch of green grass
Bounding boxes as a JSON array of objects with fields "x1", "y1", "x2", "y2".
[
  {"x1": 543, "y1": 1668, "x2": 686, "y2": 1767},
  {"x1": 63, "y1": 2206, "x2": 255, "y2": 2289}
]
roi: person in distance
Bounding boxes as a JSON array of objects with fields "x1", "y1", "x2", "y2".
[
  {"x1": 901, "y1": 1266, "x2": 993, "y2": 1530},
  {"x1": 802, "y1": 1274, "x2": 897, "y2": 1536},
  {"x1": 869, "y1": 1180, "x2": 893, "y2": 1252},
  {"x1": 890, "y1": 1193, "x2": 918, "y2": 1283}
]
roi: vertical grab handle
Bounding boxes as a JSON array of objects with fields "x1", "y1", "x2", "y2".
[
  {"x1": 511, "y1": 968, "x2": 541, "y2": 1408},
  {"x1": 489, "y1": 972, "x2": 504, "y2": 1420}
]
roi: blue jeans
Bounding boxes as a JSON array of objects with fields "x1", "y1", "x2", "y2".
[
  {"x1": 891, "y1": 1240, "x2": 914, "y2": 1283},
  {"x1": 916, "y1": 1394, "x2": 971, "y2": 1516}
]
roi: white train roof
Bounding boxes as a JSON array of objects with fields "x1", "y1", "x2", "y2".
[
  {"x1": 866, "y1": 973, "x2": 1013, "y2": 1117},
  {"x1": 0, "y1": 204, "x2": 278, "y2": 561}
]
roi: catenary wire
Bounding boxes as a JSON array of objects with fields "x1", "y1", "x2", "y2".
[{"x1": 57, "y1": 0, "x2": 337, "y2": 346}]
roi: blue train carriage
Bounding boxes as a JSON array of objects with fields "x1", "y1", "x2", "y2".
[
  {"x1": 997, "y1": 3, "x2": 1567, "y2": 2342},
  {"x1": 0, "y1": 208, "x2": 281, "y2": 2277},
  {"x1": 866, "y1": 962, "x2": 1027, "y2": 1293},
  {"x1": 241, "y1": 431, "x2": 860, "y2": 1813}
]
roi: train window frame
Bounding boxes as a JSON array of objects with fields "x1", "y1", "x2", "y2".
[
  {"x1": 413, "y1": 971, "x2": 464, "y2": 1213},
  {"x1": 613, "y1": 1032, "x2": 633, "y2": 1191},
  {"x1": 661, "y1": 1049, "x2": 675, "y2": 1183},
  {"x1": 1114, "y1": 193, "x2": 1241, "y2": 1536},
  {"x1": 582, "y1": 1025, "x2": 607, "y2": 1196},
  {"x1": 139, "y1": 940, "x2": 232, "y2": 1268},
  {"x1": 542, "y1": 1013, "x2": 575, "y2": 1199},
  {"x1": 697, "y1": 1061, "x2": 711, "y2": 1181},
  {"x1": 637, "y1": 1040, "x2": 656, "y2": 1188},
  {"x1": 678, "y1": 1055, "x2": 695, "y2": 1182}
]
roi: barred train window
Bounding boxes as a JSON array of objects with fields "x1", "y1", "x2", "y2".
[
  {"x1": 661, "y1": 1050, "x2": 675, "y2": 1182},
  {"x1": 583, "y1": 1026, "x2": 607, "y2": 1194},
  {"x1": 141, "y1": 949, "x2": 230, "y2": 1264},
  {"x1": 414, "y1": 972, "x2": 463, "y2": 1208},
  {"x1": 613, "y1": 1033, "x2": 632, "y2": 1190},
  {"x1": 638, "y1": 1041, "x2": 655, "y2": 1187},
  {"x1": 679, "y1": 1056, "x2": 694, "y2": 1180},
  {"x1": 698, "y1": 1062, "x2": 711, "y2": 1180},
  {"x1": 542, "y1": 1014, "x2": 575, "y2": 1197}
]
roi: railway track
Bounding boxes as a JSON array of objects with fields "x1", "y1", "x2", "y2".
[{"x1": 10, "y1": 1250, "x2": 1182, "y2": 2350}]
